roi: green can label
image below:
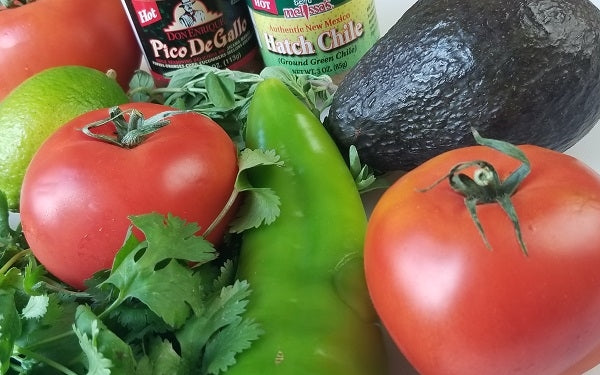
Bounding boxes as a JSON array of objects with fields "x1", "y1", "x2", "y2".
[{"x1": 247, "y1": 0, "x2": 379, "y2": 78}]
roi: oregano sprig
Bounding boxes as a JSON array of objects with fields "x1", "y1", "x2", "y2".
[{"x1": 128, "y1": 65, "x2": 337, "y2": 149}]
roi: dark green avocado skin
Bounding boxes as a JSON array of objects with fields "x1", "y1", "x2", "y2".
[{"x1": 326, "y1": 0, "x2": 600, "y2": 172}]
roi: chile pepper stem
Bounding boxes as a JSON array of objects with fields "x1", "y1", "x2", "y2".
[{"x1": 422, "y1": 129, "x2": 531, "y2": 255}]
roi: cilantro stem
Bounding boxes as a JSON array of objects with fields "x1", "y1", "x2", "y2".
[
  {"x1": 202, "y1": 189, "x2": 240, "y2": 239},
  {"x1": 0, "y1": 248, "x2": 28, "y2": 274},
  {"x1": 97, "y1": 293, "x2": 125, "y2": 320},
  {"x1": 14, "y1": 346, "x2": 79, "y2": 375},
  {"x1": 41, "y1": 277, "x2": 91, "y2": 298},
  {"x1": 22, "y1": 331, "x2": 76, "y2": 351}
]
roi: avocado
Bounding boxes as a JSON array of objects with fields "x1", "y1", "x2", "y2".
[{"x1": 326, "y1": 0, "x2": 600, "y2": 172}]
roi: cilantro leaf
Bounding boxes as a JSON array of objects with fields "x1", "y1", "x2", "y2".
[
  {"x1": 110, "y1": 301, "x2": 171, "y2": 343},
  {"x1": 22, "y1": 256, "x2": 49, "y2": 295},
  {"x1": 229, "y1": 188, "x2": 281, "y2": 233},
  {"x1": 0, "y1": 289, "x2": 20, "y2": 374},
  {"x1": 128, "y1": 213, "x2": 218, "y2": 266},
  {"x1": 176, "y1": 279, "x2": 262, "y2": 374},
  {"x1": 21, "y1": 294, "x2": 50, "y2": 319},
  {"x1": 109, "y1": 258, "x2": 202, "y2": 328},
  {"x1": 237, "y1": 148, "x2": 283, "y2": 172},
  {"x1": 138, "y1": 337, "x2": 187, "y2": 375},
  {"x1": 1, "y1": 205, "x2": 262, "y2": 375},
  {"x1": 0, "y1": 266, "x2": 22, "y2": 291},
  {"x1": 0, "y1": 190, "x2": 27, "y2": 254},
  {"x1": 228, "y1": 149, "x2": 284, "y2": 233},
  {"x1": 100, "y1": 213, "x2": 216, "y2": 328},
  {"x1": 74, "y1": 305, "x2": 137, "y2": 375},
  {"x1": 202, "y1": 316, "x2": 262, "y2": 375},
  {"x1": 16, "y1": 293, "x2": 83, "y2": 374},
  {"x1": 211, "y1": 259, "x2": 236, "y2": 292},
  {"x1": 74, "y1": 319, "x2": 113, "y2": 375}
]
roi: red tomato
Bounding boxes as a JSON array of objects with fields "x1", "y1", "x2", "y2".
[
  {"x1": 0, "y1": 0, "x2": 140, "y2": 100},
  {"x1": 19, "y1": 103, "x2": 239, "y2": 290},
  {"x1": 365, "y1": 144, "x2": 600, "y2": 375}
]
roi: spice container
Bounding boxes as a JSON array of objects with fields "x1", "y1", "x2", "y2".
[
  {"x1": 122, "y1": 0, "x2": 263, "y2": 85},
  {"x1": 246, "y1": 0, "x2": 379, "y2": 83}
]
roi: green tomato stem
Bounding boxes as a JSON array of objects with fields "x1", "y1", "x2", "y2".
[
  {"x1": 80, "y1": 106, "x2": 191, "y2": 148},
  {"x1": 423, "y1": 129, "x2": 531, "y2": 255}
]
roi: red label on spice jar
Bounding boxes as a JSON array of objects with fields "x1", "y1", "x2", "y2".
[
  {"x1": 249, "y1": 0, "x2": 278, "y2": 15},
  {"x1": 131, "y1": 0, "x2": 162, "y2": 27}
]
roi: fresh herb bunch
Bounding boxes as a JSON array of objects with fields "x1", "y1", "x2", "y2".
[
  {"x1": 128, "y1": 65, "x2": 337, "y2": 149},
  {"x1": 128, "y1": 65, "x2": 385, "y2": 193},
  {"x1": 0, "y1": 208, "x2": 259, "y2": 374},
  {"x1": 0, "y1": 148, "x2": 283, "y2": 375}
]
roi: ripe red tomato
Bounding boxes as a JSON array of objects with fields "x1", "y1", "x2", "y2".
[
  {"x1": 0, "y1": 0, "x2": 140, "y2": 100},
  {"x1": 365, "y1": 144, "x2": 600, "y2": 375},
  {"x1": 19, "y1": 103, "x2": 239, "y2": 290}
]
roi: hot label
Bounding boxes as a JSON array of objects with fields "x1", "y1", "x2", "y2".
[
  {"x1": 251, "y1": 0, "x2": 278, "y2": 15},
  {"x1": 131, "y1": 1, "x2": 162, "y2": 27}
]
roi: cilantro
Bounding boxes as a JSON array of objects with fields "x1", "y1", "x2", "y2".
[
  {"x1": 20, "y1": 295, "x2": 49, "y2": 319},
  {"x1": 74, "y1": 306, "x2": 137, "y2": 375},
  {"x1": 98, "y1": 213, "x2": 216, "y2": 328},
  {"x1": 135, "y1": 338, "x2": 184, "y2": 374},
  {"x1": 0, "y1": 289, "x2": 20, "y2": 374},
  {"x1": 0, "y1": 190, "x2": 262, "y2": 375},
  {"x1": 176, "y1": 280, "x2": 262, "y2": 374},
  {"x1": 203, "y1": 148, "x2": 284, "y2": 236},
  {"x1": 228, "y1": 149, "x2": 284, "y2": 233},
  {"x1": 0, "y1": 190, "x2": 27, "y2": 261}
]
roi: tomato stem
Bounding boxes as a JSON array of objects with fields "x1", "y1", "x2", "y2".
[
  {"x1": 81, "y1": 106, "x2": 191, "y2": 148},
  {"x1": 422, "y1": 129, "x2": 531, "y2": 255},
  {"x1": 0, "y1": 0, "x2": 36, "y2": 9}
]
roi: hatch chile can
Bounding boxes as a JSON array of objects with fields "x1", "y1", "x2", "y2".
[
  {"x1": 246, "y1": 0, "x2": 379, "y2": 83},
  {"x1": 122, "y1": 0, "x2": 263, "y2": 85}
]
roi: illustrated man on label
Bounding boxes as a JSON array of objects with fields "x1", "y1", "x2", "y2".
[{"x1": 178, "y1": 0, "x2": 206, "y2": 27}]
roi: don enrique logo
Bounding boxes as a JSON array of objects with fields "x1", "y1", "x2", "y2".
[{"x1": 164, "y1": 0, "x2": 221, "y2": 31}]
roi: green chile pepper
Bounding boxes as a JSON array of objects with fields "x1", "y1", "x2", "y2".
[{"x1": 229, "y1": 79, "x2": 388, "y2": 374}]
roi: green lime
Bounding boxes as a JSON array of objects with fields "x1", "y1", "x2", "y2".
[{"x1": 0, "y1": 65, "x2": 129, "y2": 211}]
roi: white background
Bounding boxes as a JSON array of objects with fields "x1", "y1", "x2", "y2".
[{"x1": 373, "y1": 0, "x2": 600, "y2": 374}]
